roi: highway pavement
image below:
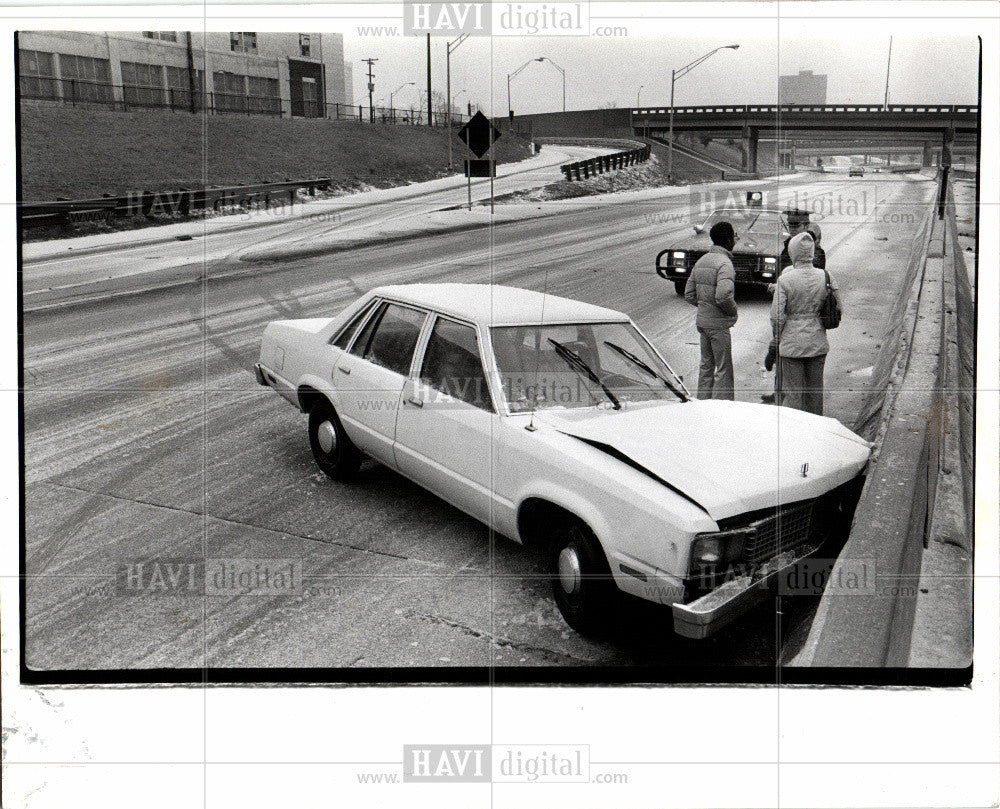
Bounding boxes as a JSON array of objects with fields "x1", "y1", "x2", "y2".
[{"x1": 21, "y1": 169, "x2": 937, "y2": 674}]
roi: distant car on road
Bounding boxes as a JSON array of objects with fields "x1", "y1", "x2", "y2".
[
  {"x1": 656, "y1": 207, "x2": 792, "y2": 295},
  {"x1": 255, "y1": 284, "x2": 871, "y2": 639},
  {"x1": 848, "y1": 165, "x2": 865, "y2": 177}
]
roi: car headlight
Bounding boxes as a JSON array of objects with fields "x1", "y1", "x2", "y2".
[
  {"x1": 672, "y1": 251, "x2": 686, "y2": 260},
  {"x1": 690, "y1": 529, "x2": 750, "y2": 573}
]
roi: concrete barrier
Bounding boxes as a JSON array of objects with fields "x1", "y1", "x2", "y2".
[{"x1": 801, "y1": 178, "x2": 963, "y2": 667}]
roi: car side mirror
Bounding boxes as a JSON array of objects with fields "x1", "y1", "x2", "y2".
[{"x1": 693, "y1": 225, "x2": 704, "y2": 234}]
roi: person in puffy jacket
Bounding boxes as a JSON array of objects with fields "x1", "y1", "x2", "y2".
[
  {"x1": 770, "y1": 231, "x2": 841, "y2": 415},
  {"x1": 684, "y1": 221, "x2": 738, "y2": 400}
]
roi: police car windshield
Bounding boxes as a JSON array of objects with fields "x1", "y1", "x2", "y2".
[{"x1": 702, "y1": 209, "x2": 786, "y2": 234}]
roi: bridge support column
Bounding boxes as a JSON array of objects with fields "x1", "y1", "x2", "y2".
[
  {"x1": 741, "y1": 125, "x2": 759, "y2": 174},
  {"x1": 941, "y1": 127, "x2": 954, "y2": 168},
  {"x1": 922, "y1": 142, "x2": 934, "y2": 168}
]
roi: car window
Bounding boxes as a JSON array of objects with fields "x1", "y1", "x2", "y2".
[
  {"x1": 419, "y1": 318, "x2": 493, "y2": 412},
  {"x1": 349, "y1": 301, "x2": 386, "y2": 359},
  {"x1": 331, "y1": 299, "x2": 378, "y2": 349},
  {"x1": 353, "y1": 302, "x2": 426, "y2": 376}
]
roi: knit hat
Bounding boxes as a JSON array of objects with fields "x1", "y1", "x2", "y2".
[{"x1": 788, "y1": 231, "x2": 815, "y2": 265}]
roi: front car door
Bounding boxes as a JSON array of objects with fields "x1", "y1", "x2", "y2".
[
  {"x1": 394, "y1": 315, "x2": 499, "y2": 524},
  {"x1": 333, "y1": 300, "x2": 429, "y2": 467}
]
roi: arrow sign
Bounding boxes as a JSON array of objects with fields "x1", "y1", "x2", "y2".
[{"x1": 458, "y1": 111, "x2": 502, "y2": 158}]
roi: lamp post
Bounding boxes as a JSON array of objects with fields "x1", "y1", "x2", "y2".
[
  {"x1": 538, "y1": 56, "x2": 566, "y2": 112},
  {"x1": 507, "y1": 57, "x2": 544, "y2": 120},
  {"x1": 390, "y1": 82, "x2": 415, "y2": 119},
  {"x1": 667, "y1": 44, "x2": 739, "y2": 182},
  {"x1": 446, "y1": 34, "x2": 469, "y2": 169},
  {"x1": 637, "y1": 85, "x2": 644, "y2": 108}
]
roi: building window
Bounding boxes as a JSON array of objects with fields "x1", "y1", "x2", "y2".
[
  {"x1": 299, "y1": 34, "x2": 311, "y2": 57},
  {"x1": 57, "y1": 54, "x2": 113, "y2": 104},
  {"x1": 214, "y1": 71, "x2": 247, "y2": 112},
  {"x1": 247, "y1": 75, "x2": 281, "y2": 115},
  {"x1": 230, "y1": 32, "x2": 258, "y2": 54},
  {"x1": 166, "y1": 66, "x2": 204, "y2": 110},
  {"x1": 18, "y1": 49, "x2": 57, "y2": 99},
  {"x1": 142, "y1": 32, "x2": 178, "y2": 42},
  {"x1": 121, "y1": 61, "x2": 166, "y2": 108}
]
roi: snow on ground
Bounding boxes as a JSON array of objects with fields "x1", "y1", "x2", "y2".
[{"x1": 22, "y1": 143, "x2": 615, "y2": 263}]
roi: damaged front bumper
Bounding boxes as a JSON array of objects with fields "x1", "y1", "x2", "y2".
[{"x1": 671, "y1": 543, "x2": 821, "y2": 639}]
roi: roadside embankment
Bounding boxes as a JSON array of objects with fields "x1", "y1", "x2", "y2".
[
  {"x1": 18, "y1": 103, "x2": 532, "y2": 201},
  {"x1": 798, "y1": 174, "x2": 974, "y2": 669}
]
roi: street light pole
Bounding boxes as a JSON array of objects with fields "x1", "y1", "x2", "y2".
[
  {"x1": 538, "y1": 56, "x2": 566, "y2": 112},
  {"x1": 637, "y1": 85, "x2": 644, "y2": 108},
  {"x1": 666, "y1": 44, "x2": 739, "y2": 183},
  {"x1": 446, "y1": 34, "x2": 469, "y2": 169},
  {"x1": 507, "y1": 57, "x2": 543, "y2": 121},
  {"x1": 390, "y1": 82, "x2": 415, "y2": 121}
]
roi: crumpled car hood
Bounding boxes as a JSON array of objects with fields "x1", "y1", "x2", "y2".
[{"x1": 539, "y1": 400, "x2": 872, "y2": 521}]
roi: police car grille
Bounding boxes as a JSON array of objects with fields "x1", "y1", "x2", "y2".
[
  {"x1": 740, "y1": 501, "x2": 815, "y2": 563},
  {"x1": 732, "y1": 255, "x2": 759, "y2": 283}
]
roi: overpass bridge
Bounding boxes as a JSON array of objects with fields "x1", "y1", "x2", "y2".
[{"x1": 631, "y1": 103, "x2": 979, "y2": 173}]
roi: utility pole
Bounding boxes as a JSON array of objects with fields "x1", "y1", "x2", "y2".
[
  {"x1": 362, "y1": 57, "x2": 378, "y2": 123},
  {"x1": 185, "y1": 31, "x2": 197, "y2": 113},
  {"x1": 426, "y1": 33, "x2": 432, "y2": 126}
]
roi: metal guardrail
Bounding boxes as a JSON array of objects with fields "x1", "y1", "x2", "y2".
[
  {"x1": 633, "y1": 104, "x2": 978, "y2": 115},
  {"x1": 19, "y1": 178, "x2": 333, "y2": 231},
  {"x1": 560, "y1": 145, "x2": 651, "y2": 181}
]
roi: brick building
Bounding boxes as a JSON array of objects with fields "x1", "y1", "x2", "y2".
[{"x1": 17, "y1": 30, "x2": 350, "y2": 118}]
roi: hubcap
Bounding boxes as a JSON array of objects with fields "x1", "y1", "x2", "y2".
[
  {"x1": 557, "y1": 547, "x2": 582, "y2": 595},
  {"x1": 317, "y1": 420, "x2": 337, "y2": 454}
]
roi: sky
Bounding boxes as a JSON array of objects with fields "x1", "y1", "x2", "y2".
[{"x1": 340, "y1": 33, "x2": 980, "y2": 116}]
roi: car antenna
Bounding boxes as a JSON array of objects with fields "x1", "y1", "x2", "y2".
[{"x1": 527, "y1": 266, "x2": 551, "y2": 433}]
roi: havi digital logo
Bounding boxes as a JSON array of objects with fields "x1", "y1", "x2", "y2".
[{"x1": 404, "y1": 2, "x2": 490, "y2": 35}]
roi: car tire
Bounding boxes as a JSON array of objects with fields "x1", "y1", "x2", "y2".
[
  {"x1": 550, "y1": 519, "x2": 618, "y2": 636},
  {"x1": 674, "y1": 281, "x2": 686, "y2": 296},
  {"x1": 308, "y1": 401, "x2": 361, "y2": 481}
]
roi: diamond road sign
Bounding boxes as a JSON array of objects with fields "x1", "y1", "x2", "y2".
[{"x1": 458, "y1": 111, "x2": 501, "y2": 158}]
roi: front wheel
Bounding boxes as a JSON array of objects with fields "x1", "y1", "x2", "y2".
[
  {"x1": 674, "y1": 280, "x2": 687, "y2": 296},
  {"x1": 308, "y1": 401, "x2": 361, "y2": 481},
  {"x1": 550, "y1": 520, "x2": 618, "y2": 636}
]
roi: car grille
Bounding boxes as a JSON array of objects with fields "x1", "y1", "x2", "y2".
[
  {"x1": 731, "y1": 255, "x2": 760, "y2": 283},
  {"x1": 739, "y1": 501, "x2": 815, "y2": 563},
  {"x1": 683, "y1": 251, "x2": 760, "y2": 283}
]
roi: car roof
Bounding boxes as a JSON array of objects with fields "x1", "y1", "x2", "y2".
[{"x1": 369, "y1": 284, "x2": 629, "y2": 327}]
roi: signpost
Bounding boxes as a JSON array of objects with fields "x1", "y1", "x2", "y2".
[{"x1": 458, "y1": 112, "x2": 502, "y2": 212}]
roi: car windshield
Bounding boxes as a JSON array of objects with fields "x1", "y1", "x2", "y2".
[
  {"x1": 701, "y1": 209, "x2": 787, "y2": 235},
  {"x1": 490, "y1": 322, "x2": 686, "y2": 413}
]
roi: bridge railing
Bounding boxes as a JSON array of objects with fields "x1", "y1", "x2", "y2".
[
  {"x1": 559, "y1": 144, "x2": 651, "y2": 181},
  {"x1": 632, "y1": 104, "x2": 978, "y2": 115}
]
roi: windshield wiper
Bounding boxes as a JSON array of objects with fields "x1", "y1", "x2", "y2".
[
  {"x1": 547, "y1": 339, "x2": 621, "y2": 410},
  {"x1": 603, "y1": 341, "x2": 689, "y2": 403}
]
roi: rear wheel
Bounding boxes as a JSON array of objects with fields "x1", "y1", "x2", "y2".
[
  {"x1": 308, "y1": 401, "x2": 361, "y2": 481},
  {"x1": 674, "y1": 280, "x2": 686, "y2": 296},
  {"x1": 550, "y1": 519, "x2": 618, "y2": 635}
]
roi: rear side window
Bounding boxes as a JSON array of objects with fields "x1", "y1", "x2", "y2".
[
  {"x1": 351, "y1": 302, "x2": 426, "y2": 376},
  {"x1": 331, "y1": 299, "x2": 377, "y2": 349}
]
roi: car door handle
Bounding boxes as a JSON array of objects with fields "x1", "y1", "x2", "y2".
[
  {"x1": 336, "y1": 365, "x2": 351, "y2": 375},
  {"x1": 405, "y1": 397, "x2": 423, "y2": 408}
]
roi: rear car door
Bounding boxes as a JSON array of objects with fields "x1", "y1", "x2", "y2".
[{"x1": 333, "y1": 301, "x2": 429, "y2": 467}]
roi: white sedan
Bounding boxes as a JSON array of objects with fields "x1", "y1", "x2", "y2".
[{"x1": 255, "y1": 284, "x2": 871, "y2": 639}]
